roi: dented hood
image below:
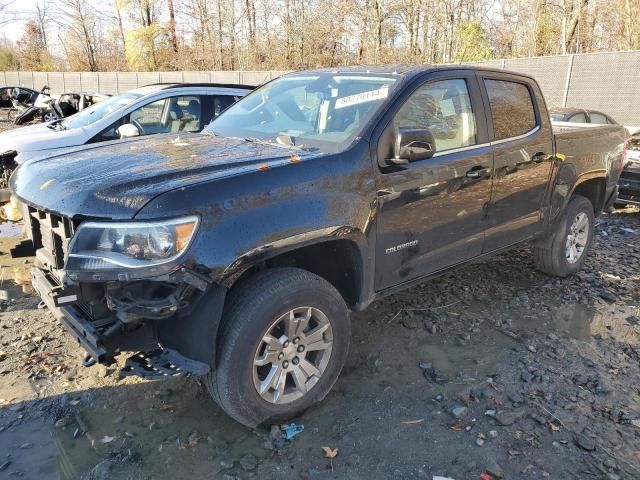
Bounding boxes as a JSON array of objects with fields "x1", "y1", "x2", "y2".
[{"x1": 10, "y1": 133, "x2": 313, "y2": 220}]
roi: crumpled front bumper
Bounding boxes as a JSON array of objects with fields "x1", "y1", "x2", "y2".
[
  {"x1": 31, "y1": 265, "x2": 223, "y2": 379},
  {"x1": 31, "y1": 266, "x2": 108, "y2": 361}
]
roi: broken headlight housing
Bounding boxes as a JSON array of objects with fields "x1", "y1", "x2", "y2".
[{"x1": 66, "y1": 216, "x2": 199, "y2": 276}]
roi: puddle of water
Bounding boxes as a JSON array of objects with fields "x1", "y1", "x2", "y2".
[
  {"x1": 1, "y1": 382, "x2": 268, "y2": 479},
  {"x1": 0, "y1": 279, "x2": 32, "y2": 302},
  {"x1": 547, "y1": 302, "x2": 594, "y2": 341}
]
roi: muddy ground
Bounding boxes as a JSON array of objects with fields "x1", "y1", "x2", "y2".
[{"x1": 0, "y1": 113, "x2": 639, "y2": 479}]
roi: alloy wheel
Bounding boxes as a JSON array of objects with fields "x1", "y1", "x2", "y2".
[
  {"x1": 565, "y1": 212, "x2": 589, "y2": 263},
  {"x1": 43, "y1": 112, "x2": 58, "y2": 122},
  {"x1": 252, "y1": 306, "x2": 333, "y2": 404}
]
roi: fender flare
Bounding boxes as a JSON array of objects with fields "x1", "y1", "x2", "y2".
[{"x1": 216, "y1": 225, "x2": 372, "y2": 303}]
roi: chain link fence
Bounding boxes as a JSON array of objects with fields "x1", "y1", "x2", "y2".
[{"x1": 2, "y1": 50, "x2": 639, "y2": 127}]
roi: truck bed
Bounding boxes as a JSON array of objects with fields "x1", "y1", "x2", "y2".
[{"x1": 551, "y1": 121, "x2": 627, "y2": 186}]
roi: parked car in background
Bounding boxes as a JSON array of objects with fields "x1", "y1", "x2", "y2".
[
  {"x1": 0, "y1": 86, "x2": 38, "y2": 108},
  {"x1": 14, "y1": 91, "x2": 111, "y2": 125},
  {"x1": 10, "y1": 65, "x2": 626, "y2": 427},
  {"x1": 550, "y1": 107, "x2": 619, "y2": 125},
  {"x1": 616, "y1": 136, "x2": 640, "y2": 207},
  {"x1": 0, "y1": 83, "x2": 252, "y2": 193},
  {"x1": 54, "y1": 92, "x2": 111, "y2": 119},
  {"x1": 1, "y1": 86, "x2": 40, "y2": 122}
]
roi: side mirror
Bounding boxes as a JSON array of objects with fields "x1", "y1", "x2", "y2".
[
  {"x1": 117, "y1": 123, "x2": 140, "y2": 139},
  {"x1": 386, "y1": 127, "x2": 435, "y2": 165}
]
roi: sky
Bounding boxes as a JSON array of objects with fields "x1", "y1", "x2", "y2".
[{"x1": 2, "y1": 0, "x2": 45, "y2": 43}]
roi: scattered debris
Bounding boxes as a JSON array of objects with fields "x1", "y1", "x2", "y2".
[
  {"x1": 574, "y1": 433, "x2": 596, "y2": 451},
  {"x1": 401, "y1": 418, "x2": 424, "y2": 425},
  {"x1": 322, "y1": 446, "x2": 339, "y2": 459},
  {"x1": 281, "y1": 423, "x2": 304, "y2": 440},
  {"x1": 451, "y1": 406, "x2": 468, "y2": 419}
]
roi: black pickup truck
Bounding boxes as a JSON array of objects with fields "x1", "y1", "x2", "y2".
[{"x1": 10, "y1": 65, "x2": 626, "y2": 427}]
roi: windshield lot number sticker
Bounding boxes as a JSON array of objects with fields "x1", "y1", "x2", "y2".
[{"x1": 335, "y1": 87, "x2": 389, "y2": 109}]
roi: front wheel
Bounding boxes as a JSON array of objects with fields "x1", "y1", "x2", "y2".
[
  {"x1": 42, "y1": 110, "x2": 59, "y2": 123},
  {"x1": 207, "y1": 267, "x2": 350, "y2": 427},
  {"x1": 533, "y1": 194, "x2": 595, "y2": 277}
]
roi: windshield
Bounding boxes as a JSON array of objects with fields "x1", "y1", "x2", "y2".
[
  {"x1": 549, "y1": 112, "x2": 566, "y2": 121},
  {"x1": 60, "y1": 92, "x2": 143, "y2": 129},
  {"x1": 206, "y1": 73, "x2": 399, "y2": 153}
]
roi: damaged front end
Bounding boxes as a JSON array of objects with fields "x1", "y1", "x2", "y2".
[
  {"x1": 0, "y1": 150, "x2": 18, "y2": 201},
  {"x1": 14, "y1": 204, "x2": 223, "y2": 379}
]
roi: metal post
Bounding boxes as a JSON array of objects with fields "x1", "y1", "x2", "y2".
[{"x1": 562, "y1": 54, "x2": 575, "y2": 108}]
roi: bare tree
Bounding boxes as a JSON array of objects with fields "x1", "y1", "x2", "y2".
[{"x1": 56, "y1": 0, "x2": 101, "y2": 70}]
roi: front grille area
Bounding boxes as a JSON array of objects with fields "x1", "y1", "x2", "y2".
[{"x1": 25, "y1": 205, "x2": 77, "y2": 271}]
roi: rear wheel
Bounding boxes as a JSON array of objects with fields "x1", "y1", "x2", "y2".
[
  {"x1": 533, "y1": 194, "x2": 594, "y2": 277},
  {"x1": 207, "y1": 268, "x2": 350, "y2": 427}
]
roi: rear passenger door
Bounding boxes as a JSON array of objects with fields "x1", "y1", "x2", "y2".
[
  {"x1": 479, "y1": 74, "x2": 554, "y2": 252},
  {"x1": 374, "y1": 72, "x2": 493, "y2": 290}
]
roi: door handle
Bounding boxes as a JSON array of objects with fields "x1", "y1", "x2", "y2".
[
  {"x1": 465, "y1": 167, "x2": 490, "y2": 179},
  {"x1": 377, "y1": 189, "x2": 401, "y2": 201}
]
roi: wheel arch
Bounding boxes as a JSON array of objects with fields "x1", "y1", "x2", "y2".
[
  {"x1": 221, "y1": 232, "x2": 369, "y2": 310},
  {"x1": 571, "y1": 175, "x2": 607, "y2": 215}
]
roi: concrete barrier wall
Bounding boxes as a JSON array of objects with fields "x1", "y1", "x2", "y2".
[
  {"x1": 0, "y1": 70, "x2": 289, "y2": 93},
  {"x1": 470, "y1": 50, "x2": 640, "y2": 127},
  {"x1": 2, "y1": 50, "x2": 639, "y2": 126}
]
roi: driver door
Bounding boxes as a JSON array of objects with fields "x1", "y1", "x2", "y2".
[{"x1": 374, "y1": 72, "x2": 493, "y2": 290}]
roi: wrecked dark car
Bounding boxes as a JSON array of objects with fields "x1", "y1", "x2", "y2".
[
  {"x1": 10, "y1": 66, "x2": 627, "y2": 427},
  {"x1": 616, "y1": 136, "x2": 640, "y2": 207}
]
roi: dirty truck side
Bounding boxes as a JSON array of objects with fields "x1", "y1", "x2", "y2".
[{"x1": 10, "y1": 66, "x2": 626, "y2": 427}]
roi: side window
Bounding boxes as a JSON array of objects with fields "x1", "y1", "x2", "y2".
[
  {"x1": 212, "y1": 95, "x2": 238, "y2": 118},
  {"x1": 589, "y1": 112, "x2": 608, "y2": 124},
  {"x1": 569, "y1": 113, "x2": 588, "y2": 123},
  {"x1": 394, "y1": 78, "x2": 477, "y2": 153},
  {"x1": 172, "y1": 96, "x2": 202, "y2": 132},
  {"x1": 93, "y1": 118, "x2": 125, "y2": 142},
  {"x1": 484, "y1": 79, "x2": 537, "y2": 140},
  {"x1": 129, "y1": 98, "x2": 169, "y2": 134}
]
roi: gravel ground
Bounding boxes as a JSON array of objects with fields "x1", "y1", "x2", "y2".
[
  {"x1": 0, "y1": 109, "x2": 22, "y2": 133},
  {"x1": 0, "y1": 116, "x2": 639, "y2": 479}
]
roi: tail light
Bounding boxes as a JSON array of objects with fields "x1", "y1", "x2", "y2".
[{"x1": 621, "y1": 141, "x2": 628, "y2": 173}]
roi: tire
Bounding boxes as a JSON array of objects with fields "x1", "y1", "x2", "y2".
[
  {"x1": 42, "y1": 111, "x2": 58, "y2": 123},
  {"x1": 533, "y1": 194, "x2": 594, "y2": 277},
  {"x1": 206, "y1": 267, "x2": 350, "y2": 427}
]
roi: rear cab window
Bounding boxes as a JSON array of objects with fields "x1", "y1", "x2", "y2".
[
  {"x1": 484, "y1": 79, "x2": 537, "y2": 141},
  {"x1": 569, "y1": 113, "x2": 588, "y2": 123},
  {"x1": 589, "y1": 112, "x2": 610, "y2": 124}
]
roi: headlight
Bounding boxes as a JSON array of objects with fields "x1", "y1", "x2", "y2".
[{"x1": 66, "y1": 216, "x2": 198, "y2": 273}]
